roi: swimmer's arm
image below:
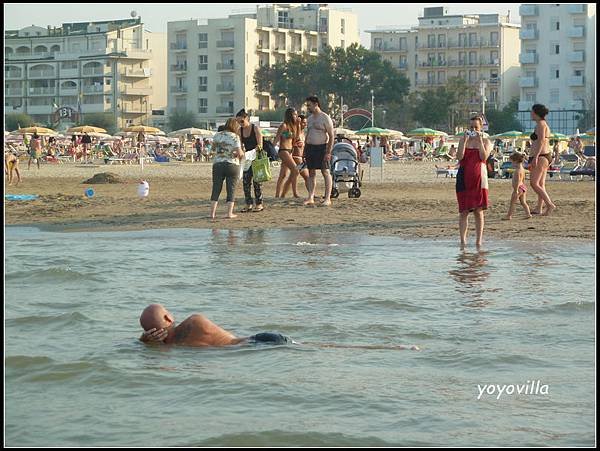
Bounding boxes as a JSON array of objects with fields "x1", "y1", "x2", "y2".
[{"x1": 140, "y1": 328, "x2": 168, "y2": 344}]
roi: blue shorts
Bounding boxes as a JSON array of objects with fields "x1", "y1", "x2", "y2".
[{"x1": 247, "y1": 332, "x2": 291, "y2": 345}]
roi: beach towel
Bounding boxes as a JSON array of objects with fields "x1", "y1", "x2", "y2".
[{"x1": 5, "y1": 194, "x2": 39, "y2": 201}]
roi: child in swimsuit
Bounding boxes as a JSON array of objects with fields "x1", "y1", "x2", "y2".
[{"x1": 503, "y1": 152, "x2": 532, "y2": 220}]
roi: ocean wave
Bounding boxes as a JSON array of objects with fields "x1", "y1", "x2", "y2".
[
  {"x1": 293, "y1": 242, "x2": 340, "y2": 247},
  {"x1": 5, "y1": 355, "x2": 55, "y2": 369},
  {"x1": 5, "y1": 267, "x2": 104, "y2": 283},
  {"x1": 6, "y1": 311, "x2": 94, "y2": 327}
]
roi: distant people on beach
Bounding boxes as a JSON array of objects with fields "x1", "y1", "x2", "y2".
[
  {"x1": 236, "y1": 108, "x2": 264, "y2": 212},
  {"x1": 281, "y1": 112, "x2": 309, "y2": 198},
  {"x1": 5, "y1": 151, "x2": 21, "y2": 186},
  {"x1": 209, "y1": 120, "x2": 244, "y2": 219},
  {"x1": 303, "y1": 95, "x2": 335, "y2": 206},
  {"x1": 456, "y1": 115, "x2": 491, "y2": 247},
  {"x1": 194, "y1": 138, "x2": 204, "y2": 162},
  {"x1": 81, "y1": 132, "x2": 92, "y2": 163},
  {"x1": 503, "y1": 152, "x2": 532, "y2": 221},
  {"x1": 528, "y1": 104, "x2": 556, "y2": 216}
]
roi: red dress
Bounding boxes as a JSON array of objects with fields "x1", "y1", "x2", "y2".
[{"x1": 456, "y1": 147, "x2": 489, "y2": 212}]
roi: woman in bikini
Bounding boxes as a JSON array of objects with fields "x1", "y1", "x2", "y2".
[
  {"x1": 281, "y1": 113, "x2": 310, "y2": 198},
  {"x1": 528, "y1": 104, "x2": 556, "y2": 216},
  {"x1": 274, "y1": 108, "x2": 301, "y2": 198}
]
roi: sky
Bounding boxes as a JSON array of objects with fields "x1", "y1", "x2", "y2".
[{"x1": 4, "y1": 3, "x2": 522, "y2": 47}]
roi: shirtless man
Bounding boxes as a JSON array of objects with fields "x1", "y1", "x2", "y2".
[
  {"x1": 139, "y1": 304, "x2": 419, "y2": 350},
  {"x1": 5, "y1": 151, "x2": 22, "y2": 186},
  {"x1": 303, "y1": 95, "x2": 335, "y2": 206},
  {"x1": 139, "y1": 304, "x2": 292, "y2": 346}
]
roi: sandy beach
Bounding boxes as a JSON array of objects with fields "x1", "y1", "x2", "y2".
[{"x1": 4, "y1": 160, "x2": 595, "y2": 241}]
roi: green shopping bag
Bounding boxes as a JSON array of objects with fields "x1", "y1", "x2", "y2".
[{"x1": 251, "y1": 148, "x2": 272, "y2": 182}]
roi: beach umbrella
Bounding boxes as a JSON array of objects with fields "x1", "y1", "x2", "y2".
[
  {"x1": 490, "y1": 130, "x2": 524, "y2": 139},
  {"x1": 11, "y1": 126, "x2": 58, "y2": 136},
  {"x1": 334, "y1": 127, "x2": 356, "y2": 135},
  {"x1": 67, "y1": 125, "x2": 107, "y2": 134},
  {"x1": 385, "y1": 129, "x2": 405, "y2": 139},
  {"x1": 261, "y1": 129, "x2": 275, "y2": 137},
  {"x1": 122, "y1": 125, "x2": 163, "y2": 134},
  {"x1": 355, "y1": 127, "x2": 392, "y2": 136},
  {"x1": 549, "y1": 132, "x2": 569, "y2": 141},
  {"x1": 406, "y1": 127, "x2": 447, "y2": 137},
  {"x1": 585, "y1": 127, "x2": 595, "y2": 136},
  {"x1": 168, "y1": 127, "x2": 214, "y2": 137},
  {"x1": 579, "y1": 133, "x2": 595, "y2": 141}
]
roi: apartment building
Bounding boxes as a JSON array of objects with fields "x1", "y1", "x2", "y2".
[
  {"x1": 367, "y1": 7, "x2": 521, "y2": 110},
  {"x1": 167, "y1": 3, "x2": 359, "y2": 126},
  {"x1": 4, "y1": 17, "x2": 167, "y2": 130},
  {"x1": 518, "y1": 3, "x2": 596, "y2": 134}
]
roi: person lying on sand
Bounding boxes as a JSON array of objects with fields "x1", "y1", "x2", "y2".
[{"x1": 139, "y1": 304, "x2": 419, "y2": 350}]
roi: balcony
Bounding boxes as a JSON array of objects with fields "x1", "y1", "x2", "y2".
[
  {"x1": 28, "y1": 87, "x2": 57, "y2": 96},
  {"x1": 29, "y1": 70, "x2": 56, "y2": 78},
  {"x1": 273, "y1": 45, "x2": 287, "y2": 53},
  {"x1": 123, "y1": 86, "x2": 152, "y2": 96},
  {"x1": 59, "y1": 86, "x2": 79, "y2": 95},
  {"x1": 82, "y1": 85, "x2": 111, "y2": 94},
  {"x1": 122, "y1": 106, "x2": 146, "y2": 114},
  {"x1": 568, "y1": 76, "x2": 584, "y2": 87},
  {"x1": 568, "y1": 51, "x2": 585, "y2": 63},
  {"x1": 567, "y1": 4, "x2": 587, "y2": 14},
  {"x1": 398, "y1": 62, "x2": 408, "y2": 69},
  {"x1": 216, "y1": 62, "x2": 235, "y2": 71},
  {"x1": 520, "y1": 29, "x2": 538, "y2": 40},
  {"x1": 170, "y1": 86, "x2": 188, "y2": 93},
  {"x1": 216, "y1": 106, "x2": 234, "y2": 114},
  {"x1": 170, "y1": 43, "x2": 188, "y2": 50},
  {"x1": 81, "y1": 68, "x2": 107, "y2": 77},
  {"x1": 5, "y1": 88, "x2": 23, "y2": 96},
  {"x1": 568, "y1": 26, "x2": 585, "y2": 38},
  {"x1": 199, "y1": 42, "x2": 208, "y2": 49},
  {"x1": 170, "y1": 64, "x2": 188, "y2": 72},
  {"x1": 518, "y1": 101, "x2": 533, "y2": 111},
  {"x1": 122, "y1": 67, "x2": 151, "y2": 77},
  {"x1": 480, "y1": 59, "x2": 500, "y2": 66},
  {"x1": 27, "y1": 105, "x2": 57, "y2": 114},
  {"x1": 519, "y1": 77, "x2": 537, "y2": 88},
  {"x1": 378, "y1": 44, "x2": 404, "y2": 52},
  {"x1": 519, "y1": 5, "x2": 538, "y2": 16},
  {"x1": 216, "y1": 84, "x2": 235, "y2": 93},
  {"x1": 257, "y1": 44, "x2": 270, "y2": 52},
  {"x1": 570, "y1": 99, "x2": 585, "y2": 109},
  {"x1": 519, "y1": 53, "x2": 538, "y2": 64},
  {"x1": 216, "y1": 40, "x2": 235, "y2": 49},
  {"x1": 5, "y1": 71, "x2": 23, "y2": 79},
  {"x1": 60, "y1": 67, "x2": 79, "y2": 78},
  {"x1": 310, "y1": 47, "x2": 318, "y2": 54},
  {"x1": 6, "y1": 52, "x2": 54, "y2": 60},
  {"x1": 198, "y1": 64, "x2": 208, "y2": 71}
]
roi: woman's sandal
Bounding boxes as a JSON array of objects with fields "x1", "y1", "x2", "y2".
[
  {"x1": 253, "y1": 205, "x2": 264, "y2": 212},
  {"x1": 240, "y1": 206, "x2": 253, "y2": 213}
]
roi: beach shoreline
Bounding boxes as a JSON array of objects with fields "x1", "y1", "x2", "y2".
[{"x1": 4, "y1": 161, "x2": 596, "y2": 241}]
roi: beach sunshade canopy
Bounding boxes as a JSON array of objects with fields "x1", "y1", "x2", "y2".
[
  {"x1": 168, "y1": 128, "x2": 214, "y2": 137},
  {"x1": 585, "y1": 127, "x2": 595, "y2": 136},
  {"x1": 578, "y1": 133, "x2": 595, "y2": 141},
  {"x1": 12, "y1": 126, "x2": 58, "y2": 135},
  {"x1": 355, "y1": 127, "x2": 392, "y2": 136},
  {"x1": 406, "y1": 127, "x2": 447, "y2": 137},
  {"x1": 549, "y1": 132, "x2": 569, "y2": 141},
  {"x1": 334, "y1": 127, "x2": 357, "y2": 135},
  {"x1": 261, "y1": 129, "x2": 275, "y2": 137},
  {"x1": 385, "y1": 129, "x2": 404, "y2": 138},
  {"x1": 122, "y1": 125, "x2": 163, "y2": 134},
  {"x1": 67, "y1": 125, "x2": 107, "y2": 134},
  {"x1": 490, "y1": 130, "x2": 524, "y2": 139}
]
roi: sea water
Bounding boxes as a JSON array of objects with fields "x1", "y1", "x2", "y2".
[{"x1": 4, "y1": 227, "x2": 595, "y2": 446}]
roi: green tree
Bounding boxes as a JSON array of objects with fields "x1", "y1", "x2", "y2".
[
  {"x1": 5, "y1": 113, "x2": 35, "y2": 131},
  {"x1": 485, "y1": 97, "x2": 523, "y2": 134},
  {"x1": 167, "y1": 110, "x2": 199, "y2": 132},
  {"x1": 77, "y1": 112, "x2": 117, "y2": 135},
  {"x1": 255, "y1": 107, "x2": 288, "y2": 122}
]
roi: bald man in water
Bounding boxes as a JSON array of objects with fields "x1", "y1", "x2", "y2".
[
  {"x1": 139, "y1": 304, "x2": 420, "y2": 350},
  {"x1": 139, "y1": 304, "x2": 291, "y2": 346}
]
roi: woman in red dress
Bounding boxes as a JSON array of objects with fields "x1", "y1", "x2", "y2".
[{"x1": 456, "y1": 116, "x2": 492, "y2": 247}]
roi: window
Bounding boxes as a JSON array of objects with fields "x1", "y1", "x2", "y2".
[
  {"x1": 198, "y1": 98, "x2": 207, "y2": 114},
  {"x1": 525, "y1": 91, "x2": 536, "y2": 102},
  {"x1": 341, "y1": 18, "x2": 345, "y2": 34},
  {"x1": 550, "y1": 65, "x2": 559, "y2": 79},
  {"x1": 458, "y1": 33, "x2": 466, "y2": 46},
  {"x1": 198, "y1": 76, "x2": 207, "y2": 92},
  {"x1": 574, "y1": 69, "x2": 583, "y2": 76},
  {"x1": 551, "y1": 17, "x2": 560, "y2": 30},
  {"x1": 399, "y1": 37, "x2": 407, "y2": 50},
  {"x1": 490, "y1": 31, "x2": 499, "y2": 45},
  {"x1": 551, "y1": 43, "x2": 560, "y2": 54},
  {"x1": 438, "y1": 34, "x2": 445, "y2": 48},
  {"x1": 550, "y1": 89, "x2": 559, "y2": 104},
  {"x1": 428, "y1": 34, "x2": 435, "y2": 48},
  {"x1": 468, "y1": 70, "x2": 477, "y2": 83},
  {"x1": 199, "y1": 33, "x2": 208, "y2": 49},
  {"x1": 198, "y1": 55, "x2": 208, "y2": 71},
  {"x1": 437, "y1": 71, "x2": 446, "y2": 83}
]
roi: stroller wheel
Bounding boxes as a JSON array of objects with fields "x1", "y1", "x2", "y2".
[
  {"x1": 349, "y1": 188, "x2": 361, "y2": 198},
  {"x1": 331, "y1": 187, "x2": 340, "y2": 199}
]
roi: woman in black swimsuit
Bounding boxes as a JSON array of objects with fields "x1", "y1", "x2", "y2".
[{"x1": 528, "y1": 104, "x2": 556, "y2": 216}]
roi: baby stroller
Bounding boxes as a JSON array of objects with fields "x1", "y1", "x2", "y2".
[{"x1": 330, "y1": 138, "x2": 362, "y2": 198}]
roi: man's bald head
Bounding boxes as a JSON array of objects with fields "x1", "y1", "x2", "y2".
[{"x1": 140, "y1": 304, "x2": 174, "y2": 331}]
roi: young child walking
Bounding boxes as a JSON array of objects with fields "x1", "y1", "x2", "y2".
[{"x1": 503, "y1": 152, "x2": 532, "y2": 220}]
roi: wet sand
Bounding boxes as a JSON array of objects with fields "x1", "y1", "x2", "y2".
[{"x1": 4, "y1": 161, "x2": 595, "y2": 242}]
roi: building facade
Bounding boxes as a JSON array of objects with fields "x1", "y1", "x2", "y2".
[
  {"x1": 4, "y1": 18, "x2": 166, "y2": 130},
  {"x1": 367, "y1": 7, "x2": 521, "y2": 111},
  {"x1": 166, "y1": 4, "x2": 359, "y2": 127},
  {"x1": 517, "y1": 3, "x2": 596, "y2": 134}
]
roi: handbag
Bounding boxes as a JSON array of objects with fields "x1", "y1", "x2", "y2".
[{"x1": 251, "y1": 148, "x2": 272, "y2": 182}]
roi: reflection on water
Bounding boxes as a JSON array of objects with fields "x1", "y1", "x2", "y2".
[{"x1": 448, "y1": 249, "x2": 492, "y2": 308}]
